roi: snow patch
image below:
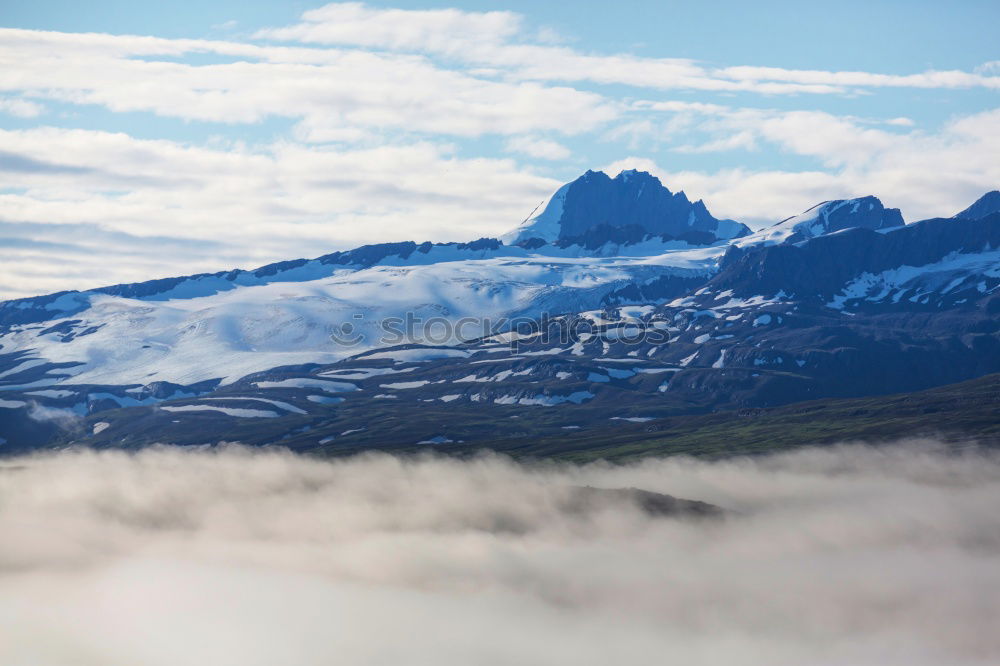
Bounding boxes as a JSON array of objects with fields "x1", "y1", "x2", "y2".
[
  {"x1": 160, "y1": 405, "x2": 279, "y2": 418},
  {"x1": 306, "y1": 395, "x2": 345, "y2": 405},
  {"x1": 417, "y1": 435, "x2": 454, "y2": 445},
  {"x1": 380, "y1": 380, "x2": 430, "y2": 390},
  {"x1": 495, "y1": 391, "x2": 595, "y2": 406},
  {"x1": 255, "y1": 378, "x2": 357, "y2": 392}
]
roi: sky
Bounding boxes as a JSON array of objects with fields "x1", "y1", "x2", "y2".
[{"x1": 0, "y1": 0, "x2": 998, "y2": 299}]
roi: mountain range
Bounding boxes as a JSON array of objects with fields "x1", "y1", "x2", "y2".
[{"x1": 1, "y1": 170, "x2": 997, "y2": 455}]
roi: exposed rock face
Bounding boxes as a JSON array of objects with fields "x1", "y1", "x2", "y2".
[
  {"x1": 715, "y1": 212, "x2": 1000, "y2": 301},
  {"x1": 505, "y1": 169, "x2": 750, "y2": 247},
  {"x1": 954, "y1": 191, "x2": 1000, "y2": 220}
]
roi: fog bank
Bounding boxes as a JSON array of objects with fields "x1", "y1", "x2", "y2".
[{"x1": 2, "y1": 441, "x2": 999, "y2": 665}]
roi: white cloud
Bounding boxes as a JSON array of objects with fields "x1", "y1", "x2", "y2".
[
  {"x1": 0, "y1": 28, "x2": 618, "y2": 137},
  {"x1": 0, "y1": 96, "x2": 43, "y2": 118},
  {"x1": 0, "y1": 127, "x2": 558, "y2": 299},
  {"x1": 255, "y1": 3, "x2": 1000, "y2": 95},
  {"x1": 504, "y1": 136, "x2": 572, "y2": 160},
  {"x1": 255, "y1": 2, "x2": 522, "y2": 53},
  {"x1": 672, "y1": 130, "x2": 758, "y2": 154},
  {"x1": 716, "y1": 64, "x2": 1000, "y2": 90}
]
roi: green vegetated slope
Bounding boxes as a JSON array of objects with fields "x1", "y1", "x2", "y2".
[
  {"x1": 44, "y1": 372, "x2": 999, "y2": 463},
  {"x1": 383, "y1": 372, "x2": 1000, "y2": 462}
]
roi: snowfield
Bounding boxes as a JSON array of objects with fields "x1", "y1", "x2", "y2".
[{"x1": 0, "y1": 248, "x2": 719, "y2": 387}]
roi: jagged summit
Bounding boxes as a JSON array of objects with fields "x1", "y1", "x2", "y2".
[
  {"x1": 954, "y1": 191, "x2": 1000, "y2": 220},
  {"x1": 503, "y1": 169, "x2": 750, "y2": 247},
  {"x1": 736, "y1": 196, "x2": 904, "y2": 247}
]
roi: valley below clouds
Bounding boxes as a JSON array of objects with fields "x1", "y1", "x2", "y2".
[{"x1": 2, "y1": 441, "x2": 999, "y2": 665}]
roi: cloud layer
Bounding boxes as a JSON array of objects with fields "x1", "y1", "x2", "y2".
[
  {"x1": 256, "y1": 3, "x2": 1000, "y2": 95},
  {"x1": 0, "y1": 129, "x2": 559, "y2": 298},
  {"x1": 605, "y1": 106, "x2": 1000, "y2": 224},
  {"x1": 1, "y1": 442, "x2": 999, "y2": 665}
]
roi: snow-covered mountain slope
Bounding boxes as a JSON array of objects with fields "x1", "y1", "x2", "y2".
[
  {"x1": 28, "y1": 206, "x2": 999, "y2": 452},
  {"x1": 0, "y1": 250, "x2": 721, "y2": 387},
  {"x1": 0, "y1": 169, "x2": 755, "y2": 389},
  {"x1": 734, "y1": 196, "x2": 903, "y2": 247},
  {"x1": 502, "y1": 180, "x2": 571, "y2": 245},
  {"x1": 504, "y1": 169, "x2": 750, "y2": 247},
  {"x1": 717, "y1": 211, "x2": 1000, "y2": 304},
  {"x1": 1, "y1": 174, "x2": 998, "y2": 453}
]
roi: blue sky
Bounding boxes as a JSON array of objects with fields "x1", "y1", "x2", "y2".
[{"x1": 1, "y1": 1, "x2": 998, "y2": 298}]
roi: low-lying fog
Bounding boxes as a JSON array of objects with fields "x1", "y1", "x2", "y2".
[{"x1": 2, "y1": 441, "x2": 999, "y2": 665}]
